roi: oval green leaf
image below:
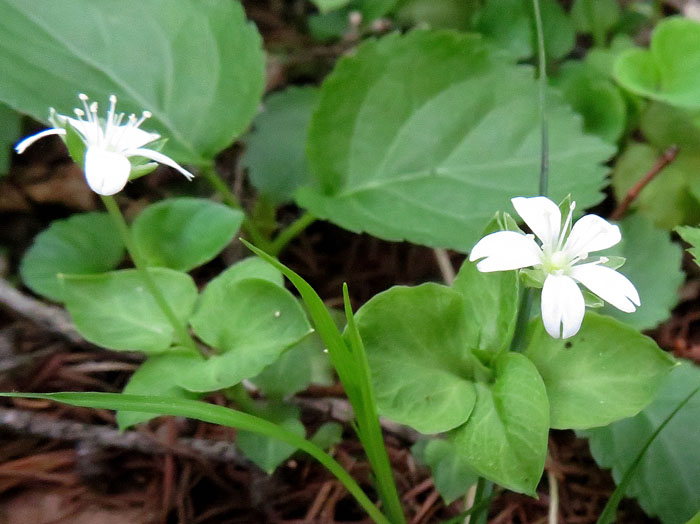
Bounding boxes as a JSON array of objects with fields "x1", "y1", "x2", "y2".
[
  {"x1": 242, "y1": 87, "x2": 320, "y2": 204},
  {"x1": 62, "y1": 268, "x2": 198, "y2": 353},
  {"x1": 449, "y1": 352, "x2": 549, "y2": 495},
  {"x1": 20, "y1": 212, "x2": 125, "y2": 302},
  {"x1": 132, "y1": 197, "x2": 244, "y2": 272},
  {"x1": 524, "y1": 312, "x2": 676, "y2": 429},
  {"x1": 355, "y1": 283, "x2": 477, "y2": 434},
  {"x1": 183, "y1": 278, "x2": 312, "y2": 392}
]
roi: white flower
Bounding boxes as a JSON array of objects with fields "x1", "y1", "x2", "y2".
[
  {"x1": 469, "y1": 196, "x2": 640, "y2": 339},
  {"x1": 15, "y1": 94, "x2": 194, "y2": 195}
]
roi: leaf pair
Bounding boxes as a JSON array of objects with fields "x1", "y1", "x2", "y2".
[{"x1": 353, "y1": 258, "x2": 674, "y2": 495}]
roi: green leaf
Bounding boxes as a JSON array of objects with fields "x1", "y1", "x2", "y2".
[
  {"x1": 600, "y1": 215, "x2": 683, "y2": 330},
  {"x1": 20, "y1": 212, "x2": 125, "y2": 302},
  {"x1": 524, "y1": 312, "x2": 676, "y2": 429},
  {"x1": 212, "y1": 256, "x2": 285, "y2": 287},
  {"x1": 182, "y1": 277, "x2": 312, "y2": 392},
  {"x1": 686, "y1": 510, "x2": 700, "y2": 524},
  {"x1": 117, "y1": 352, "x2": 203, "y2": 429},
  {"x1": 449, "y1": 353, "x2": 549, "y2": 495},
  {"x1": 395, "y1": 0, "x2": 477, "y2": 31},
  {"x1": 237, "y1": 402, "x2": 305, "y2": 474},
  {"x1": 570, "y1": 0, "x2": 621, "y2": 35},
  {"x1": 310, "y1": 422, "x2": 343, "y2": 450},
  {"x1": 310, "y1": 0, "x2": 351, "y2": 13},
  {"x1": 474, "y1": 0, "x2": 575, "y2": 60},
  {"x1": 552, "y1": 60, "x2": 627, "y2": 143},
  {"x1": 640, "y1": 102, "x2": 700, "y2": 152},
  {"x1": 132, "y1": 197, "x2": 243, "y2": 272},
  {"x1": 0, "y1": 102, "x2": 21, "y2": 173},
  {"x1": 300, "y1": 31, "x2": 614, "y2": 251},
  {"x1": 614, "y1": 17, "x2": 700, "y2": 109},
  {"x1": 451, "y1": 259, "x2": 519, "y2": 353},
  {"x1": 252, "y1": 332, "x2": 332, "y2": 398},
  {"x1": 676, "y1": 225, "x2": 700, "y2": 268},
  {"x1": 242, "y1": 87, "x2": 320, "y2": 204},
  {"x1": 612, "y1": 142, "x2": 700, "y2": 229},
  {"x1": 583, "y1": 362, "x2": 700, "y2": 524},
  {"x1": 0, "y1": 0, "x2": 265, "y2": 165},
  {"x1": 355, "y1": 283, "x2": 477, "y2": 434},
  {"x1": 62, "y1": 268, "x2": 198, "y2": 353},
  {"x1": 413, "y1": 439, "x2": 478, "y2": 504}
]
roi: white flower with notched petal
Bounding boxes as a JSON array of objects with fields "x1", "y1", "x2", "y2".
[
  {"x1": 469, "y1": 196, "x2": 640, "y2": 339},
  {"x1": 15, "y1": 94, "x2": 193, "y2": 195}
]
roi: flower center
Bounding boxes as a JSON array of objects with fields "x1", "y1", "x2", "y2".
[{"x1": 542, "y1": 249, "x2": 570, "y2": 274}]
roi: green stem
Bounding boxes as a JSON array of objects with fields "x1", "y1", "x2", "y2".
[
  {"x1": 227, "y1": 383, "x2": 257, "y2": 412},
  {"x1": 532, "y1": 0, "x2": 549, "y2": 197},
  {"x1": 198, "y1": 164, "x2": 271, "y2": 250},
  {"x1": 510, "y1": 288, "x2": 534, "y2": 353},
  {"x1": 101, "y1": 196, "x2": 198, "y2": 353},
  {"x1": 584, "y1": 0, "x2": 606, "y2": 48},
  {"x1": 268, "y1": 212, "x2": 316, "y2": 256},
  {"x1": 470, "y1": 478, "x2": 494, "y2": 524}
]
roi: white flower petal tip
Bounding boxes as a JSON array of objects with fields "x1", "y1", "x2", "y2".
[
  {"x1": 570, "y1": 264, "x2": 641, "y2": 314},
  {"x1": 541, "y1": 274, "x2": 585, "y2": 339},
  {"x1": 15, "y1": 128, "x2": 67, "y2": 154},
  {"x1": 13, "y1": 94, "x2": 193, "y2": 195}
]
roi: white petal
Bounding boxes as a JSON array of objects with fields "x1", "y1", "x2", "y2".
[
  {"x1": 84, "y1": 147, "x2": 132, "y2": 195},
  {"x1": 511, "y1": 196, "x2": 561, "y2": 246},
  {"x1": 469, "y1": 231, "x2": 542, "y2": 272},
  {"x1": 62, "y1": 116, "x2": 98, "y2": 143},
  {"x1": 116, "y1": 127, "x2": 160, "y2": 150},
  {"x1": 570, "y1": 263, "x2": 640, "y2": 313},
  {"x1": 564, "y1": 214, "x2": 621, "y2": 259},
  {"x1": 541, "y1": 274, "x2": 585, "y2": 339},
  {"x1": 14, "y1": 128, "x2": 66, "y2": 154},
  {"x1": 125, "y1": 148, "x2": 194, "y2": 180}
]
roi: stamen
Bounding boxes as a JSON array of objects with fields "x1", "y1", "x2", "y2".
[
  {"x1": 134, "y1": 111, "x2": 151, "y2": 128},
  {"x1": 557, "y1": 201, "x2": 577, "y2": 251}
]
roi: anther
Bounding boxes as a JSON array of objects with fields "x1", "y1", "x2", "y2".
[{"x1": 78, "y1": 93, "x2": 88, "y2": 101}]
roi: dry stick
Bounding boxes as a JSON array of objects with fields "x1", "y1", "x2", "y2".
[
  {"x1": 433, "y1": 248, "x2": 456, "y2": 285},
  {"x1": 610, "y1": 145, "x2": 679, "y2": 221},
  {"x1": 0, "y1": 406, "x2": 249, "y2": 466},
  {"x1": 0, "y1": 278, "x2": 82, "y2": 345}
]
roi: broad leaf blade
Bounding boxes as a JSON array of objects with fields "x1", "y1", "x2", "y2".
[
  {"x1": 132, "y1": 197, "x2": 243, "y2": 272},
  {"x1": 62, "y1": 268, "x2": 198, "y2": 353},
  {"x1": 183, "y1": 278, "x2": 312, "y2": 392},
  {"x1": 21, "y1": 212, "x2": 125, "y2": 302},
  {"x1": 300, "y1": 31, "x2": 614, "y2": 251},
  {"x1": 525, "y1": 312, "x2": 675, "y2": 429},
  {"x1": 583, "y1": 363, "x2": 700, "y2": 524},
  {"x1": 449, "y1": 353, "x2": 549, "y2": 495},
  {"x1": 355, "y1": 283, "x2": 477, "y2": 434},
  {"x1": 601, "y1": 214, "x2": 683, "y2": 330}
]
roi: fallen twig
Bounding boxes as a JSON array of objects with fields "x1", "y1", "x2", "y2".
[
  {"x1": 0, "y1": 278, "x2": 82, "y2": 344},
  {"x1": 0, "y1": 407, "x2": 248, "y2": 466},
  {"x1": 610, "y1": 145, "x2": 679, "y2": 221}
]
